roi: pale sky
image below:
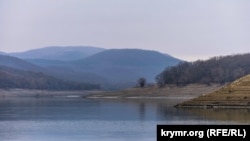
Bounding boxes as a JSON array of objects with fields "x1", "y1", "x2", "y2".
[{"x1": 1, "y1": 0, "x2": 250, "y2": 61}]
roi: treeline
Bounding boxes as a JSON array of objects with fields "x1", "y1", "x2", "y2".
[
  {"x1": 156, "y1": 53, "x2": 250, "y2": 86},
  {"x1": 0, "y1": 66, "x2": 100, "y2": 90}
]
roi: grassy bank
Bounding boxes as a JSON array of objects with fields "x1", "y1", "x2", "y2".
[{"x1": 176, "y1": 75, "x2": 250, "y2": 108}]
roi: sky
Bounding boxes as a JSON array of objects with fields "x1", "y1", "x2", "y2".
[{"x1": 1, "y1": 0, "x2": 250, "y2": 61}]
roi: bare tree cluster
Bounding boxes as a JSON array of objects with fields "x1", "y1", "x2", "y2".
[{"x1": 156, "y1": 53, "x2": 250, "y2": 86}]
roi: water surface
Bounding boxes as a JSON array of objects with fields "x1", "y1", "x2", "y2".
[{"x1": 0, "y1": 97, "x2": 249, "y2": 141}]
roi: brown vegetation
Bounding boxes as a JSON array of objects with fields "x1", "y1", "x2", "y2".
[
  {"x1": 156, "y1": 53, "x2": 250, "y2": 86},
  {"x1": 176, "y1": 74, "x2": 250, "y2": 108}
]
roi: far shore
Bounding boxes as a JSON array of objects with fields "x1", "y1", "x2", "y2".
[
  {"x1": 0, "y1": 88, "x2": 100, "y2": 98},
  {"x1": 0, "y1": 84, "x2": 222, "y2": 100},
  {"x1": 84, "y1": 84, "x2": 222, "y2": 102}
]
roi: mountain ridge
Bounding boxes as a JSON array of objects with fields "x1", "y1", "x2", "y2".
[
  {"x1": 4, "y1": 47, "x2": 182, "y2": 90},
  {"x1": 0, "y1": 54, "x2": 44, "y2": 72},
  {"x1": 71, "y1": 49, "x2": 182, "y2": 89},
  {"x1": 76, "y1": 49, "x2": 180, "y2": 67},
  {"x1": 10, "y1": 46, "x2": 105, "y2": 61}
]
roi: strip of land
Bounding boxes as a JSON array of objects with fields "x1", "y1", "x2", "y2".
[
  {"x1": 85, "y1": 84, "x2": 221, "y2": 101},
  {"x1": 0, "y1": 89, "x2": 97, "y2": 97}
]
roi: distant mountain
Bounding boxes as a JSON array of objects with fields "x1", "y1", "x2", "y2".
[
  {"x1": 6, "y1": 48, "x2": 182, "y2": 90},
  {"x1": 25, "y1": 59, "x2": 68, "y2": 67},
  {"x1": 73, "y1": 49, "x2": 182, "y2": 89},
  {"x1": 2, "y1": 53, "x2": 109, "y2": 88},
  {"x1": 0, "y1": 54, "x2": 100, "y2": 90},
  {"x1": 78, "y1": 49, "x2": 179, "y2": 67},
  {"x1": 0, "y1": 51, "x2": 6, "y2": 55},
  {"x1": 0, "y1": 65, "x2": 100, "y2": 90},
  {"x1": 10, "y1": 46, "x2": 105, "y2": 61},
  {"x1": 0, "y1": 54, "x2": 43, "y2": 72}
]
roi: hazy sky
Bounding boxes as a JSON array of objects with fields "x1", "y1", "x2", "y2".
[{"x1": 1, "y1": 0, "x2": 250, "y2": 61}]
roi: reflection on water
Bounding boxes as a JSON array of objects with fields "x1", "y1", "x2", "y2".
[
  {"x1": 182, "y1": 108, "x2": 250, "y2": 124},
  {"x1": 0, "y1": 97, "x2": 249, "y2": 141}
]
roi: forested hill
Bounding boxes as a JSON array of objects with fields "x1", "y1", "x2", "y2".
[
  {"x1": 156, "y1": 53, "x2": 250, "y2": 86},
  {"x1": 3, "y1": 48, "x2": 181, "y2": 90},
  {"x1": 0, "y1": 66, "x2": 100, "y2": 90},
  {"x1": 73, "y1": 49, "x2": 181, "y2": 86}
]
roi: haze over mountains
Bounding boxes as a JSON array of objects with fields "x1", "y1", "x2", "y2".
[
  {"x1": 1, "y1": 46, "x2": 182, "y2": 90},
  {"x1": 0, "y1": 52, "x2": 6, "y2": 55},
  {"x1": 0, "y1": 54, "x2": 43, "y2": 71},
  {"x1": 73, "y1": 49, "x2": 180, "y2": 85},
  {"x1": 0, "y1": 65, "x2": 100, "y2": 90},
  {"x1": 11, "y1": 46, "x2": 105, "y2": 61}
]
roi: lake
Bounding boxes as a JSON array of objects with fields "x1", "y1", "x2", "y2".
[{"x1": 0, "y1": 97, "x2": 250, "y2": 141}]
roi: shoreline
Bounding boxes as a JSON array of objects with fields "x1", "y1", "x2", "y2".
[
  {"x1": 84, "y1": 84, "x2": 222, "y2": 102},
  {"x1": 175, "y1": 105, "x2": 250, "y2": 109},
  {"x1": 0, "y1": 88, "x2": 99, "y2": 98},
  {"x1": 0, "y1": 84, "x2": 221, "y2": 100},
  {"x1": 4, "y1": 83, "x2": 242, "y2": 109}
]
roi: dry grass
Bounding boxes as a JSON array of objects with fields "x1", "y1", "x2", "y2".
[{"x1": 176, "y1": 75, "x2": 250, "y2": 108}]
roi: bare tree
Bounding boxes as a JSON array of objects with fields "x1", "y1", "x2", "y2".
[{"x1": 155, "y1": 75, "x2": 165, "y2": 88}]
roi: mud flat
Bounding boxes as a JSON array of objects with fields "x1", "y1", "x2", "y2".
[{"x1": 176, "y1": 75, "x2": 250, "y2": 108}]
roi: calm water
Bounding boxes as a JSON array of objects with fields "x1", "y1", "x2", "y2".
[{"x1": 0, "y1": 97, "x2": 250, "y2": 141}]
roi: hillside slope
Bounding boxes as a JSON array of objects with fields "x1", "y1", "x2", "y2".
[
  {"x1": 73, "y1": 49, "x2": 181, "y2": 88},
  {"x1": 176, "y1": 74, "x2": 250, "y2": 108},
  {"x1": 0, "y1": 54, "x2": 43, "y2": 72},
  {"x1": 79, "y1": 49, "x2": 179, "y2": 67},
  {"x1": 6, "y1": 48, "x2": 181, "y2": 90},
  {"x1": 0, "y1": 66, "x2": 100, "y2": 90},
  {"x1": 157, "y1": 53, "x2": 250, "y2": 86}
]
